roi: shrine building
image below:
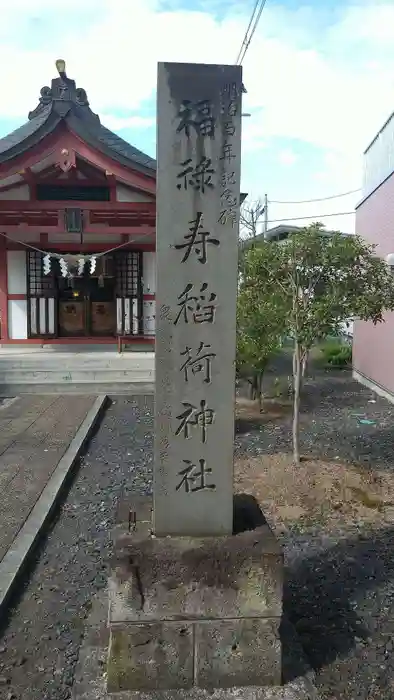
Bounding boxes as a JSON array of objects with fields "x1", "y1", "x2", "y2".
[{"x1": 0, "y1": 61, "x2": 156, "y2": 350}]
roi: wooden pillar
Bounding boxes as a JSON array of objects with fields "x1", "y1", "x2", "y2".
[{"x1": 0, "y1": 235, "x2": 8, "y2": 340}]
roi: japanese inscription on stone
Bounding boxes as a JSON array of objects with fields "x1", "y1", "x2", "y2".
[{"x1": 155, "y1": 62, "x2": 242, "y2": 536}]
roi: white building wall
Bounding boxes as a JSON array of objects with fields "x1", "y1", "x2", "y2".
[
  {"x1": 116, "y1": 184, "x2": 153, "y2": 202},
  {"x1": 8, "y1": 300, "x2": 28, "y2": 339},
  {"x1": 143, "y1": 300, "x2": 155, "y2": 336},
  {"x1": 363, "y1": 112, "x2": 394, "y2": 199},
  {"x1": 0, "y1": 184, "x2": 30, "y2": 200},
  {"x1": 143, "y1": 251, "x2": 156, "y2": 294},
  {"x1": 7, "y1": 251, "x2": 27, "y2": 294}
]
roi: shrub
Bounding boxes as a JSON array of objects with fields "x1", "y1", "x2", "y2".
[{"x1": 320, "y1": 339, "x2": 352, "y2": 367}]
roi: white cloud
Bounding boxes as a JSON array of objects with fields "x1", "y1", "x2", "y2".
[
  {"x1": 99, "y1": 115, "x2": 155, "y2": 131},
  {"x1": 0, "y1": 0, "x2": 393, "y2": 234},
  {"x1": 278, "y1": 149, "x2": 297, "y2": 167}
]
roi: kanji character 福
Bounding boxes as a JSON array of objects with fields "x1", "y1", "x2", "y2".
[{"x1": 176, "y1": 99, "x2": 215, "y2": 137}]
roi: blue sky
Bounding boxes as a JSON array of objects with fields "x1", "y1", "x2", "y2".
[{"x1": 1, "y1": 0, "x2": 394, "y2": 233}]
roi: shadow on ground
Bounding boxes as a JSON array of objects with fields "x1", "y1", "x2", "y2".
[{"x1": 285, "y1": 525, "x2": 394, "y2": 672}]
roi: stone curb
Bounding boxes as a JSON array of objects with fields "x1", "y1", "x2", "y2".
[{"x1": 0, "y1": 394, "x2": 108, "y2": 619}]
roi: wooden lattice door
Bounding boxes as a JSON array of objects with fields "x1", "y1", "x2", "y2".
[
  {"x1": 115, "y1": 251, "x2": 143, "y2": 335},
  {"x1": 27, "y1": 251, "x2": 57, "y2": 338}
]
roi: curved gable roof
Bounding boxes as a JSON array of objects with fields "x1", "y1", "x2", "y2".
[{"x1": 0, "y1": 64, "x2": 156, "y2": 177}]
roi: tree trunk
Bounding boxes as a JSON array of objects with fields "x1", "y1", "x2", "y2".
[
  {"x1": 301, "y1": 349, "x2": 309, "y2": 378},
  {"x1": 292, "y1": 342, "x2": 302, "y2": 466},
  {"x1": 257, "y1": 372, "x2": 263, "y2": 411},
  {"x1": 249, "y1": 375, "x2": 259, "y2": 401}
]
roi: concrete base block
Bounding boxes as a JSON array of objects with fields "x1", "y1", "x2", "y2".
[{"x1": 107, "y1": 495, "x2": 284, "y2": 694}]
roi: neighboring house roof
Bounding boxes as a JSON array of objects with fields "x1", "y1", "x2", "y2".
[
  {"x1": 241, "y1": 223, "x2": 352, "y2": 248},
  {"x1": 0, "y1": 64, "x2": 156, "y2": 177}
]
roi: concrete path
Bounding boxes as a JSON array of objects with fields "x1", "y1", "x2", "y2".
[{"x1": 0, "y1": 394, "x2": 106, "y2": 615}]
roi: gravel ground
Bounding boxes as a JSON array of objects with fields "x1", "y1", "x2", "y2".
[
  {"x1": 0, "y1": 395, "x2": 153, "y2": 700},
  {"x1": 236, "y1": 358, "x2": 394, "y2": 700},
  {"x1": 0, "y1": 364, "x2": 394, "y2": 700}
]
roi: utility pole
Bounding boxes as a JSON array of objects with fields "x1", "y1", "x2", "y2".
[{"x1": 263, "y1": 193, "x2": 268, "y2": 239}]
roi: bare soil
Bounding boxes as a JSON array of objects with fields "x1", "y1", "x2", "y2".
[{"x1": 234, "y1": 398, "x2": 394, "y2": 536}]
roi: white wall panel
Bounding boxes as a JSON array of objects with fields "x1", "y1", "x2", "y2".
[
  {"x1": 8, "y1": 299, "x2": 28, "y2": 339},
  {"x1": 39, "y1": 298, "x2": 47, "y2": 334},
  {"x1": 48, "y1": 298, "x2": 55, "y2": 335},
  {"x1": 116, "y1": 184, "x2": 152, "y2": 202},
  {"x1": 143, "y1": 300, "x2": 155, "y2": 336},
  {"x1": 143, "y1": 251, "x2": 156, "y2": 294},
  {"x1": 7, "y1": 251, "x2": 27, "y2": 294},
  {"x1": 0, "y1": 184, "x2": 30, "y2": 200}
]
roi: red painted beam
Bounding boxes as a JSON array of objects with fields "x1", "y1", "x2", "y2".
[
  {"x1": 0, "y1": 226, "x2": 155, "y2": 238},
  {"x1": 5, "y1": 242, "x2": 156, "y2": 253},
  {"x1": 0, "y1": 200, "x2": 156, "y2": 212}
]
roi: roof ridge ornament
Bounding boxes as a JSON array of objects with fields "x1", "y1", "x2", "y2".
[{"x1": 28, "y1": 59, "x2": 99, "y2": 123}]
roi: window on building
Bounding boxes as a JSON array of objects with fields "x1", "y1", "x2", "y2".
[{"x1": 36, "y1": 185, "x2": 110, "y2": 201}]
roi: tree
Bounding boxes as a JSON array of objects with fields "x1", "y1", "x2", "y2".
[
  {"x1": 241, "y1": 223, "x2": 394, "y2": 465},
  {"x1": 237, "y1": 241, "x2": 288, "y2": 407},
  {"x1": 239, "y1": 198, "x2": 265, "y2": 241}
]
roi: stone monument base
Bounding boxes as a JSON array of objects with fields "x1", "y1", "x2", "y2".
[{"x1": 107, "y1": 495, "x2": 284, "y2": 694}]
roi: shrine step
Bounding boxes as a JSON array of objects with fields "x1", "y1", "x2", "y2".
[
  {"x1": 0, "y1": 382, "x2": 154, "y2": 396},
  {"x1": 0, "y1": 351, "x2": 155, "y2": 395}
]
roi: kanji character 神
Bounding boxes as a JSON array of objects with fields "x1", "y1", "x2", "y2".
[{"x1": 175, "y1": 399, "x2": 215, "y2": 443}]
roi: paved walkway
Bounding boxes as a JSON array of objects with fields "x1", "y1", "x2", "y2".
[{"x1": 0, "y1": 395, "x2": 99, "y2": 568}]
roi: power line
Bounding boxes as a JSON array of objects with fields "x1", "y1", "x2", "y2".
[
  {"x1": 235, "y1": 0, "x2": 259, "y2": 64},
  {"x1": 266, "y1": 211, "x2": 355, "y2": 224},
  {"x1": 236, "y1": 0, "x2": 268, "y2": 65},
  {"x1": 269, "y1": 188, "x2": 361, "y2": 205}
]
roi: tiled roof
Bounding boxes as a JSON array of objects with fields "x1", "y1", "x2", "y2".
[
  {"x1": 0, "y1": 70, "x2": 156, "y2": 176},
  {"x1": 0, "y1": 105, "x2": 52, "y2": 156},
  {"x1": 96, "y1": 125, "x2": 156, "y2": 171}
]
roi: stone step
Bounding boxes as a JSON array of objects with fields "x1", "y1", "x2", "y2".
[
  {"x1": 0, "y1": 382, "x2": 155, "y2": 396},
  {"x1": 0, "y1": 368, "x2": 154, "y2": 383},
  {"x1": 0, "y1": 359, "x2": 154, "y2": 370}
]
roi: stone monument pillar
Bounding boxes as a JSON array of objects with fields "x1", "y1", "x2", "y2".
[
  {"x1": 107, "y1": 63, "x2": 284, "y2": 697},
  {"x1": 154, "y1": 62, "x2": 242, "y2": 537}
]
